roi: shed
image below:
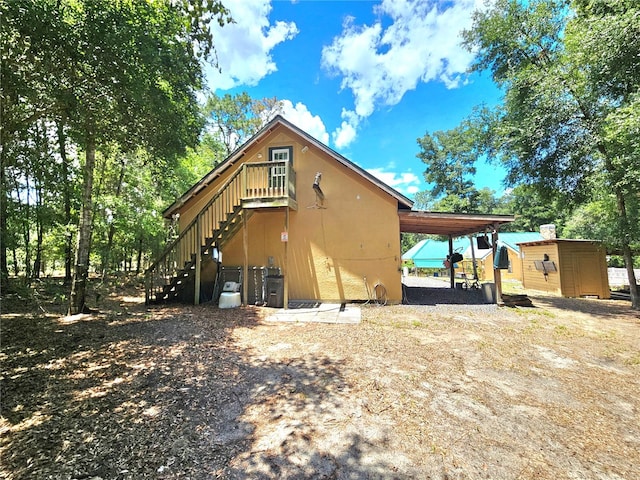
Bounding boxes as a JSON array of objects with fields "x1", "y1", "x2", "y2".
[{"x1": 517, "y1": 239, "x2": 610, "y2": 299}]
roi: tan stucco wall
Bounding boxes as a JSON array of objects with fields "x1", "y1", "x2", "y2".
[{"x1": 176, "y1": 125, "x2": 403, "y2": 303}]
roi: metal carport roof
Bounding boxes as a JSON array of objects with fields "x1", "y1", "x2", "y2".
[
  {"x1": 398, "y1": 210, "x2": 515, "y2": 305},
  {"x1": 398, "y1": 211, "x2": 515, "y2": 236}
]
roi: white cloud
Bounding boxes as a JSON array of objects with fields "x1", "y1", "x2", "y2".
[
  {"x1": 207, "y1": 0, "x2": 298, "y2": 90},
  {"x1": 321, "y1": 0, "x2": 482, "y2": 135},
  {"x1": 281, "y1": 100, "x2": 330, "y2": 145},
  {"x1": 332, "y1": 109, "x2": 359, "y2": 148},
  {"x1": 367, "y1": 167, "x2": 421, "y2": 196}
]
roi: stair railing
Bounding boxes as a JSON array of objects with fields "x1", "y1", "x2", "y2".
[
  {"x1": 145, "y1": 166, "x2": 244, "y2": 304},
  {"x1": 145, "y1": 160, "x2": 295, "y2": 304}
]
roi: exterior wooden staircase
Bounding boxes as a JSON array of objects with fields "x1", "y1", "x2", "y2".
[{"x1": 145, "y1": 161, "x2": 296, "y2": 305}]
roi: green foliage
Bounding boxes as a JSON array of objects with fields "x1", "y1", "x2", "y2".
[
  {"x1": 416, "y1": 105, "x2": 502, "y2": 214},
  {"x1": 461, "y1": 0, "x2": 639, "y2": 306},
  {"x1": 204, "y1": 92, "x2": 284, "y2": 155},
  {"x1": 417, "y1": 126, "x2": 476, "y2": 213},
  {"x1": 497, "y1": 185, "x2": 566, "y2": 233},
  {"x1": 1, "y1": 0, "x2": 233, "y2": 292}
]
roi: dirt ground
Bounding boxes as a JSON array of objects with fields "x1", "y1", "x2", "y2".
[{"x1": 1, "y1": 279, "x2": 639, "y2": 479}]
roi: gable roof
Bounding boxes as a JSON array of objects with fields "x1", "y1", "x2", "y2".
[
  {"x1": 402, "y1": 239, "x2": 428, "y2": 261},
  {"x1": 164, "y1": 115, "x2": 413, "y2": 218}
]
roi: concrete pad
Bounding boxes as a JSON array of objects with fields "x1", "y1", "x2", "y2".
[{"x1": 264, "y1": 303, "x2": 361, "y2": 324}]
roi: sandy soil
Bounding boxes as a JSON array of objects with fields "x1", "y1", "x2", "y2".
[{"x1": 1, "y1": 279, "x2": 639, "y2": 479}]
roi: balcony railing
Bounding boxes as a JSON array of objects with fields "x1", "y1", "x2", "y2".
[{"x1": 243, "y1": 161, "x2": 296, "y2": 202}]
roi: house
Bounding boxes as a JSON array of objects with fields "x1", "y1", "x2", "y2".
[
  {"x1": 147, "y1": 115, "x2": 413, "y2": 305},
  {"x1": 518, "y1": 239, "x2": 610, "y2": 299},
  {"x1": 402, "y1": 237, "x2": 469, "y2": 269},
  {"x1": 145, "y1": 116, "x2": 514, "y2": 306}
]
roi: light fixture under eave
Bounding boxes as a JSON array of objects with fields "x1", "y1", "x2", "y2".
[
  {"x1": 257, "y1": 153, "x2": 263, "y2": 159},
  {"x1": 301, "y1": 145, "x2": 309, "y2": 153}
]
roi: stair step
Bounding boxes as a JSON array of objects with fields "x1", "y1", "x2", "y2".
[{"x1": 147, "y1": 189, "x2": 254, "y2": 304}]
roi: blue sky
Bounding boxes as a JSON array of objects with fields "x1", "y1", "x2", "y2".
[{"x1": 205, "y1": 0, "x2": 506, "y2": 200}]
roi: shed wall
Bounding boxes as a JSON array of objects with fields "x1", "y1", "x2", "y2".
[
  {"x1": 521, "y1": 244, "x2": 562, "y2": 294},
  {"x1": 557, "y1": 242, "x2": 610, "y2": 298}
]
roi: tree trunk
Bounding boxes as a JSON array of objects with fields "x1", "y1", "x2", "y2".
[
  {"x1": 135, "y1": 235, "x2": 143, "y2": 274},
  {"x1": 69, "y1": 135, "x2": 96, "y2": 315},
  {"x1": 12, "y1": 247, "x2": 18, "y2": 276},
  {"x1": 32, "y1": 181, "x2": 44, "y2": 279},
  {"x1": 614, "y1": 191, "x2": 639, "y2": 309},
  {"x1": 57, "y1": 120, "x2": 73, "y2": 283},
  {"x1": 11, "y1": 171, "x2": 31, "y2": 281},
  {"x1": 621, "y1": 243, "x2": 638, "y2": 309},
  {"x1": 101, "y1": 157, "x2": 126, "y2": 282},
  {"x1": 0, "y1": 146, "x2": 8, "y2": 288},
  {"x1": 22, "y1": 172, "x2": 31, "y2": 280}
]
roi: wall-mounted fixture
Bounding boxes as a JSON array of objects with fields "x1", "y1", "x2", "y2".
[
  {"x1": 301, "y1": 145, "x2": 309, "y2": 153},
  {"x1": 257, "y1": 153, "x2": 263, "y2": 159},
  {"x1": 313, "y1": 172, "x2": 325, "y2": 201},
  {"x1": 534, "y1": 257, "x2": 557, "y2": 281}
]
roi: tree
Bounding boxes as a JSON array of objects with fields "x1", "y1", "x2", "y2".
[
  {"x1": 463, "y1": 0, "x2": 639, "y2": 308},
  {"x1": 417, "y1": 109, "x2": 498, "y2": 214},
  {"x1": 204, "y1": 92, "x2": 283, "y2": 156},
  {"x1": 3, "y1": 0, "x2": 232, "y2": 313},
  {"x1": 417, "y1": 127, "x2": 479, "y2": 213},
  {"x1": 497, "y1": 185, "x2": 566, "y2": 233}
]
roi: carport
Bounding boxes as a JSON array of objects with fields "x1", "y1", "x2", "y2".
[{"x1": 399, "y1": 210, "x2": 515, "y2": 304}]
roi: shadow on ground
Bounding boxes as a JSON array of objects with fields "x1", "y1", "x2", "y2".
[
  {"x1": 1, "y1": 298, "x2": 405, "y2": 479},
  {"x1": 402, "y1": 284, "x2": 486, "y2": 305}
]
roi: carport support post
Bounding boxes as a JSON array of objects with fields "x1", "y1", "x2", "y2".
[
  {"x1": 448, "y1": 235, "x2": 455, "y2": 289},
  {"x1": 469, "y1": 235, "x2": 479, "y2": 280},
  {"x1": 492, "y1": 228, "x2": 504, "y2": 305}
]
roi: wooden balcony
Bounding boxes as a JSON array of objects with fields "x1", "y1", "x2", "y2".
[{"x1": 242, "y1": 161, "x2": 297, "y2": 210}]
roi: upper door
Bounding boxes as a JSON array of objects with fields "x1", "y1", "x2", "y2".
[{"x1": 269, "y1": 146, "x2": 291, "y2": 190}]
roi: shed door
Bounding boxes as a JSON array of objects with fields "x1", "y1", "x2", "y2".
[{"x1": 574, "y1": 253, "x2": 604, "y2": 297}]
